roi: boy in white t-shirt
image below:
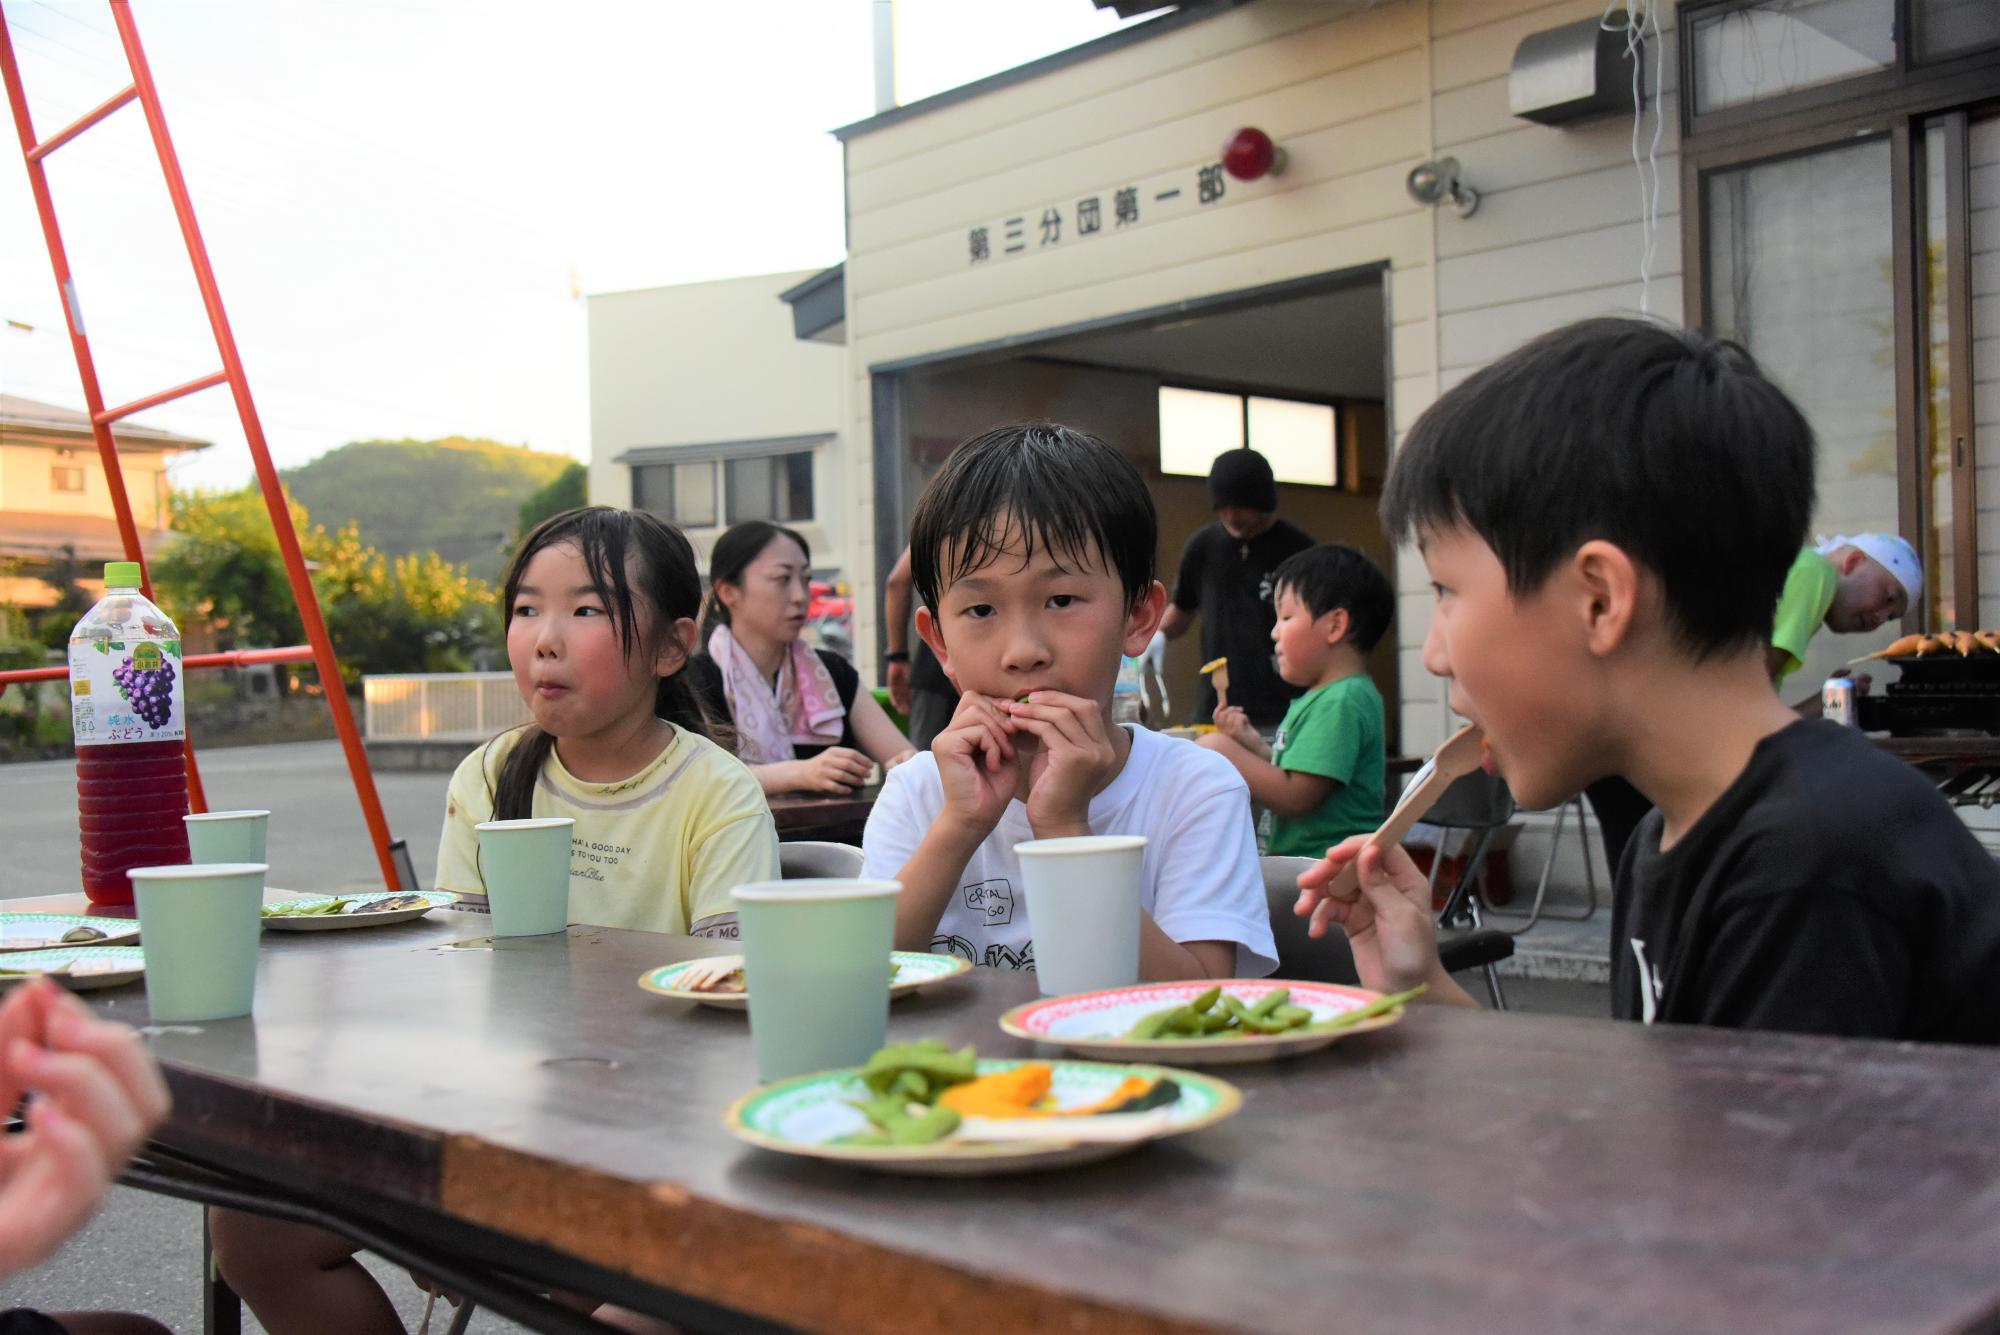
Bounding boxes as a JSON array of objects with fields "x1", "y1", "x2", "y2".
[{"x1": 863, "y1": 422, "x2": 1276, "y2": 979}]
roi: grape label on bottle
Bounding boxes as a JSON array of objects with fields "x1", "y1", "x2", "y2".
[{"x1": 69, "y1": 636, "x2": 185, "y2": 744}]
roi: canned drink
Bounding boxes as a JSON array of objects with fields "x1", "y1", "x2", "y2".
[{"x1": 1822, "y1": 673, "x2": 1859, "y2": 727}]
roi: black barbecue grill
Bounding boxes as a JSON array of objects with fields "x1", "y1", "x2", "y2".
[{"x1": 1860, "y1": 653, "x2": 2000, "y2": 736}]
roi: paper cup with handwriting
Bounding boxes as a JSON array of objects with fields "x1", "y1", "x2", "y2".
[
  {"x1": 733, "y1": 878, "x2": 901, "y2": 1082},
  {"x1": 1015, "y1": 835, "x2": 1145, "y2": 996},
  {"x1": 475, "y1": 818, "x2": 574, "y2": 937},
  {"x1": 183, "y1": 809, "x2": 270, "y2": 865},
  {"x1": 128, "y1": 862, "x2": 267, "y2": 1022}
]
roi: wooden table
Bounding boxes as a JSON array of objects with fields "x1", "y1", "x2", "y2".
[
  {"x1": 766, "y1": 790, "x2": 874, "y2": 845},
  {"x1": 19, "y1": 892, "x2": 2000, "y2": 1335}
]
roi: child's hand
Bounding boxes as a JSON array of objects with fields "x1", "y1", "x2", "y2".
[
  {"x1": 931, "y1": 692, "x2": 1017, "y2": 839},
  {"x1": 1006, "y1": 690, "x2": 1118, "y2": 838},
  {"x1": 1294, "y1": 838, "x2": 1442, "y2": 996},
  {"x1": 1212, "y1": 705, "x2": 1258, "y2": 748},
  {"x1": 799, "y1": 746, "x2": 874, "y2": 794},
  {"x1": 0, "y1": 979, "x2": 171, "y2": 1278}
]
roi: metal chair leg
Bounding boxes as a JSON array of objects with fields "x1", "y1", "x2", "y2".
[
  {"x1": 1482, "y1": 962, "x2": 1509, "y2": 1010},
  {"x1": 203, "y1": 1208, "x2": 243, "y2": 1335},
  {"x1": 1483, "y1": 795, "x2": 1601, "y2": 929}
]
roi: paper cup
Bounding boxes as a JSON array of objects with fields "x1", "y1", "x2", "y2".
[
  {"x1": 184, "y1": 810, "x2": 270, "y2": 864},
  {"x1": 475, "y1": 818, "x2": 574, "y2": 936},
  {"x1": 128, "y1": 862, "x2": 267, "y2": 1022},
  {"x1": 1016, "y1": 835, "x2": 1145, "y2": 996},
  {"x1": 734, "y1": 878, "x2": 901, "y2": 1082}
]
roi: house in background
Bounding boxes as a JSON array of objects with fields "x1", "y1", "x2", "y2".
[
  {"x1": 586, "y1": 270, "x2": 850, "y2": 603},
  {"x1": 0, "y1": 393, "x2": 209, "y2": 609}
]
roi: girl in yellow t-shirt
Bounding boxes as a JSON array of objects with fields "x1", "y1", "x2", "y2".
[{"x1": 211, "y1": 507, "x2": 777, "y2": 1335}]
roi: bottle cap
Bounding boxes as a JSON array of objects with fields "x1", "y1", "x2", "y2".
[{"x1": 104, "y1": 561, "x2": 142, "y2": 587}]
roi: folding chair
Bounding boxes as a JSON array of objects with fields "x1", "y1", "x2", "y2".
[
  {"x1": 1426, "y1": 768, "x2": 1518, "y2": 1009},
  {"x1": 778, "y1": 840, "x2": 865, "y2": 879},
  {"x1": 1260, "y1": 855, "x2": 1361, "y2": 985}
]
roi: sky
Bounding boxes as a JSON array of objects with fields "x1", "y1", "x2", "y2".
[{"x1": 1, "y1": 0, "x2": 1135, "y2": 491}]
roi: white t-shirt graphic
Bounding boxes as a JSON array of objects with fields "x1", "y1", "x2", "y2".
[{"x1": 862, "y1": 725, "x2": 1277, "y2": 976}]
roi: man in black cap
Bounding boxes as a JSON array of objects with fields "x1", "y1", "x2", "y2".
[{"x1": 1157, "y1": 447, "x2": 1314, "y2": 730}]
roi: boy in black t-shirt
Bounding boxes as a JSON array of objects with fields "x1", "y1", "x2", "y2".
[{"x1": 1294, "y1": 317, "x2": 2000, "y2": 1043}]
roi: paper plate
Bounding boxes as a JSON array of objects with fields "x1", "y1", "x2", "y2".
[
  {"x1": 723, "y1": 1057, "x2": 1240, "y2": 1176},
  {"x1": 638, "y1": 951, "x2": 970, "y2": 1011},
  {"x1": 260, "y1": 891, "x2": 458, "y2": 931},
  {"x1": 999, "y1": 979, "x2": 1407, "y2": 1064},
  {"x1": 0, "y1": 913, "x2": 141, "y2": 953},
  {"x1": 0, "y1": 946, "x2": 145, "y2": 992}
]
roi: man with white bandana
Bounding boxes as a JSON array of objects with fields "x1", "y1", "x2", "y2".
[{"x1": 1767, "y1": 533, "x2": 1924, "y2": 688}]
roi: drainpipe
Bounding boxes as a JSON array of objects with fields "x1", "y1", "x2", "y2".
[{"x1": 873, "y1": 0, "x2": 896, "y2": 112}]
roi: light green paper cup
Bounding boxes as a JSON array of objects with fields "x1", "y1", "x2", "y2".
[
  {"x1": 734, "y1": 878, "x2": 901, "y2": 1083},
  {"x1": 1016, "y1": 834, "x2": 1146, "y2": 996},
  {"x1": 475, "y1": 818, "x2": 574, "y2": 937},
  {"x1": 128, "y1": 862, "x2": 267, "y2": 1022},
  {"x1": 184, "y1": 810, "x2": 270, "y2": 864}
]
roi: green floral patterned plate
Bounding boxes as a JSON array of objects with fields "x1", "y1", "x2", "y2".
[
  {"x1": 0, "y1": 913, "x2": 140, "y2": 953},
  {"x1": 640, "y1": 951, "x2": 969, "y2": 1011},
  {"x1": 722, "y1": 1057, "x2": 1241, "y2": 1176},
  {"x1": 0, "y1": 946, "x2": 145, "y2": 991},
  {"x1": 260, "y1": 891, "x2": 458, "y2": 931}
]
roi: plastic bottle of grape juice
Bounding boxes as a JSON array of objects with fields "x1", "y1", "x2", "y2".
[{"x1": 68, "y1": 561, "x2": 190, "y2": 904}]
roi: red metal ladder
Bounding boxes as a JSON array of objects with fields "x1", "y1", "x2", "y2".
[{"x1": 0, "y1": 0, "x2": 400, "y2": 890}]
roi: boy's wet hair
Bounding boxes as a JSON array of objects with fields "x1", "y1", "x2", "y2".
[
  {"x1": 1272, "y1": 545, "x2": 1395, "y2": 653},
  {"x1": 909, "y1": 422, "x2": 1156, "y2": 613},
  {"x1": 1382, "y1": 316, "x2": 1815, "y2": 660},
  {"x1": 488, "y1": 506, "x2": 721, "y2": 820}
]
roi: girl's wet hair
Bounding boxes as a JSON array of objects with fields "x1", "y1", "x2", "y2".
[
  {"x1": 487, "y1": 506, "x2": 721, "y2": 820},
  {"x1": 698, "y1": 520, "x2": 811, "y2": 643},
  {"x1": 908, "y1": 421, "x2": 1156, "y2": 614}
]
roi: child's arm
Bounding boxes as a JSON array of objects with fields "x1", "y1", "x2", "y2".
[
  {"x1": 1137, "y1": 923, "x2": 1236, "y2": 980},
  {"x1": 1297, "y1": 838, "x2": 1478, "y2": 1007},
  {"x1": 848, "y1": 689, "x2": 918, "y2": 772},
  {"x1": 1199, "y1": 731, "x2": 1336, "y2": 817},
  {"x1": 882, "y1": 693, "x2": 1018, "y2": 950}
]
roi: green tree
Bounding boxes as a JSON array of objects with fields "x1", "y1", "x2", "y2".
[
  {"x1": 153, "y1": 486, "x2": 496, "y2": 684},
  {"x1": 517, "y1": 461, "x2": 588, "y2": 540}
]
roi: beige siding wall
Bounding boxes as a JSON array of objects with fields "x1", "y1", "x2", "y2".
[
  {"x1": 1973, "y1": 115, "x2": 1999, "y2": 629},
  {"x1": 843, "y1": 0, "x2": 1435, "y2": 666},
  {"x1": 844, "y1": 0, "x2": 1682, "y2": 752},
  {"x1": 1389, "y1": 0, "x2": 1682, "y2": 756}
]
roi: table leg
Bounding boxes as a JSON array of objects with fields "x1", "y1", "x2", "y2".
[{"x1": 202, "y1": 1207, "x2": 243, "y2": 1335}]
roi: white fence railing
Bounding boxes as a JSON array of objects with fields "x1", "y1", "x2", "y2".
[{"x1": 362, "y1": 672, "x2": 528, "y2": 742}]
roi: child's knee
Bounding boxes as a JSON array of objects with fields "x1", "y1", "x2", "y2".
[{"x1": 207, "y1": 1208, "x2": 353, "y2": 1282}]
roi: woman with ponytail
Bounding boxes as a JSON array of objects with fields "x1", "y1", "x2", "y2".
[
  {"x1": 686, "y1": 521, "x2": 915, "y2": 795},
  {"x1": 208, "y1": 508, "x2": 778, "y2": 1335}
]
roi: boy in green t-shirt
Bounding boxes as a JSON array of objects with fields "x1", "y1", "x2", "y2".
[{"x1": 1200, "y1": 544, "x2": 1391, "y2": 858}]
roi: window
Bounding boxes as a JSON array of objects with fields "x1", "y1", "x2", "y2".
[
  {"x1": 725, "y1": 451, "x2": 814, "y2": 524},
  {"x1": 1158, "y1": 387, "x2": 1339, "y2": 486},
  {"x1": 631, "y1": 450, "x2": 815, "y2": 529},
  {"x1": 50, "y1": 465, "x2": 85, "y2": 493},
  {"x1": 631, "y1": 460, "x2": 717, "y2": 529},
  {"x1": 1682, "y1": 0, "x2": 2000, "y2": 641},
  {"x1": 1691, "y1": 0, "x2": 1894, "y2": 115}
]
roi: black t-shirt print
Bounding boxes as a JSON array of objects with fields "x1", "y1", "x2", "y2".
[
  {"x1": 1611, "y1": 720, "x2": 2000, "y2": 1043},
  {"x1": 1171, "y1": 518, "x2": 1314, "y2": 728}
]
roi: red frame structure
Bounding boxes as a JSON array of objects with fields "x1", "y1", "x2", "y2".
[{"x1": 0, "y1": 0, "x2": 399, "y2": 889}]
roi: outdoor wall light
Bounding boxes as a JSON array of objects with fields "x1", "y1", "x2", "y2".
[
  {"x1": 1406, "y1": 157, "x2": 1479, "y2": 218},
  {"x1": 1222, "y1": 126, "x2": 1286, "y2": 181}
]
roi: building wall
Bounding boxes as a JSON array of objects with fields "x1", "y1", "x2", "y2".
[
  {"x1": 843, "y1": 0, "x2": 1437, "y2": 677},
  {"x1": 841, "y1": 0, "x2": 1682, "y2": 758},
  {"x1": 1399, "y1": 0, "x2": 1683, "y2": 755},
  {"x1": 0, "y1": 439, "x2": 174, "y2": 528},
  {"x1": 585, "y1": 270, "x2": 848, "y2": 568}
]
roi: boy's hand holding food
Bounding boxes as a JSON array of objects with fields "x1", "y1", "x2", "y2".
[
  {"x1": 1211, "y1": 705, "x2": 1260, "y2": 749},
  {"x1": 1295, "y1": 838, "x2": 1473, "y2": 1005},
  {"x1": 1006, "y1": 690, "x2": 1119, "y2": 839},
  {"x1": 931, "y1": 691, "x2": 1019, "y2": 841}
]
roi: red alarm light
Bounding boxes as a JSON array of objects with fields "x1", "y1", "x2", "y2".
[{"x1": 1222, "y1": 127, "x2": 1286, "y2": 181}]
